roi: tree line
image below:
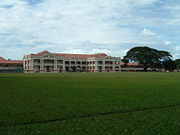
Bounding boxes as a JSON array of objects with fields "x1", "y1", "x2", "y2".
[{"x1": 123, "y1": 46, "x2": 180, "y2": 72}]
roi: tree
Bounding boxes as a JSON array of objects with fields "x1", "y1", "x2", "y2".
[
  {"x1": 175, "y1": 59, "x2": 180, "y2": 72},
  {"x1": 123, "y1": 46, "x2": 172, "y2": 71},
  {"x1": 162, "y1": 59, "x2": 177, "y2": 72}
]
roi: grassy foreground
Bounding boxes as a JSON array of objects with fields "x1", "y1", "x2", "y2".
[{"x1": 0, "y1": 72, "x2": 180, "y2": 135}]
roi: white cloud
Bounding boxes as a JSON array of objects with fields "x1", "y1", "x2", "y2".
[
  {"x1": 142, "y1": 28, "x2": 156, "y2": 36},
  {"x1": 0, "y1": 0, "x2": 180, "y2": 59},
  {"x1": 62, "y1": 48, "x2": 128, "y2": 58},
  {"x1": 164, "y1": 40, "x2": 172, "y2": 45},
  {"x1": 175, "y1": 46, "x2": 180, "y2": 51}
]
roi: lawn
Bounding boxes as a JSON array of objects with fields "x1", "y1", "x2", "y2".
[{"x1": 0, "y1": 72, "x2": 180, "y2": 135}]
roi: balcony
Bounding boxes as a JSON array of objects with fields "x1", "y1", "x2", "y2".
[
  {"x1": 57, "y1": 60, "x2": 63, "y2": 65},
  {"x1": 44, "y1": 60, "x2": 54, "y2": 65},
  {"x1": 33, "y1": 59, "x2": 40, "y2": 65},
  {"x1": 34, "y1": 62, "x2": 40, "y2": 65},
  {"x1": 43, "y1": 62, "x2": 54, "y2": 65}
]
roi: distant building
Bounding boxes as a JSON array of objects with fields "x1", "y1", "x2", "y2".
[
  {"x1": 0, "y1": 57, "x2": 23, "y2": 73},
  {"x1": 120, "y1": 63, "x2": 163, "y2": 72},
  {"x1": 23, "y1": 51, "x2": 121, "y2": 73},
  {"x1": 120, "y1": 63, "x2": 144, "y2": 72}
]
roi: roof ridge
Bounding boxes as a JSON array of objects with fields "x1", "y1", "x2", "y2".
[
  {"x1": 52, "y1": 53, "x2": 106, "y2": 55},
  {"x1": 0, "y1": 57, "x2": 6, "y2": 62}
]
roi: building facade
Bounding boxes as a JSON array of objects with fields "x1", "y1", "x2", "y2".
[
  {"x1": 0, "y1": 57, "x2": 23, "y2": 73},
  {"x1": 120, "y1": 63, "x2": 144, "y2": 72},
  {"x1": 23, "y1": 51, "x2": 121, "y2": 73},
  {"x1": 120, "y1": 63, "x2": 164, "y2": 72}
]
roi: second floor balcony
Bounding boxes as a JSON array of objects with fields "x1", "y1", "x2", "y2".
[{"x1": 44, "y1": 60, "x2": 54, "y2": 65}]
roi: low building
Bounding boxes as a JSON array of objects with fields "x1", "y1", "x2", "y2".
[
  {"x1": 23, "y1": 51, "x2": 121, "y2": 73},
  {"x1": 121, "y1": 63, "x2": 164, "y2": 72},
  {"x1": 0, "y1": 57, "x2": 23, "y2": 73},
  {"x1": 121, "y1": 63, "x2": 144, "y2": 72}
]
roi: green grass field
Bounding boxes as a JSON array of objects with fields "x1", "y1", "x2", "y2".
[{"x1": 0, "y1": 72, "x2": 180, "y2": 135}]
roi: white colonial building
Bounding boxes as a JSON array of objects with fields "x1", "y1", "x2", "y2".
[{"x1": 23, "y1": 51, "x2": 121, "y2": 73}]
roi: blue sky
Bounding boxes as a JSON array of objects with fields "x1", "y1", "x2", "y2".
[{"x1": 0, "y1": 0, "x2": 180, "y2": 59}]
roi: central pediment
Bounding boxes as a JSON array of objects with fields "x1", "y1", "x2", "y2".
[{"x1": 43, "y1": 54, "x2": 55, "y2": 57}]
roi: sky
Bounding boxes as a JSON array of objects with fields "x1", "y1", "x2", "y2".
[{"x1": 0, "y1": 0, "x2": 180, "y2": 59}]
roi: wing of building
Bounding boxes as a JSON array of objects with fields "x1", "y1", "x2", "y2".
[
  {"x1": 0, "y1": 57, "x2": 23, "y2": 73},
  {"x1": 23, "y1": 50, "x2": 121, "y2": 73}
]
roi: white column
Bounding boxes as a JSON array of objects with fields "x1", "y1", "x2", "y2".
[
  {"x1": 23, "y1": 60, "x2": 26, "y2": 72},
  {"x1": 40, "y1": 59, "x2": 44, "y2": 72},
  {"x1": 94, "y1": 60, "x2": 98, "y2": 72},
  {"x1": 54, "y1": 59, "x2": 57, "y2": 72},
  {"x1": 118, "y1": 58, "x2": 121, "y2": 72},
  {"x1": 112, "y1": 60, "x2": 115, "y2": 72},
  {"x1": 62, "y1": 60, "x2": 66, "y2": 72},
  {"x1": 69, "y1": 61, "x2": 71, "y2": 71},
  {"x1": 80, "y1": 60, "x2": 82, "y2": 70},
  {"x1": 31, "y1": 59, "x2": 34, "y2": 73},
  {"x1": 102, "y1": 60, "x2": 105, "y2": 72}
]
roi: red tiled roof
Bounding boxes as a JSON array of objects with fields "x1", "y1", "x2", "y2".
[
  {"x1": 1, "y1": 60, "x2": 23, "y2": 64},
  {"x1": 33, "y1": 50, "x2": 108, "y2": 58},
  {"x1": 0, "y1": 57, "x2": 23, "y2": 64},
  {"x1": 36, "y1": 50, "x2": 50, "y2": 56},
  {"x1": 52, "y1": 53, "x2": 107, "y2": 58},
  {"x1": 0, "y1": 57, "x2": 6, "y2": 62}
]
